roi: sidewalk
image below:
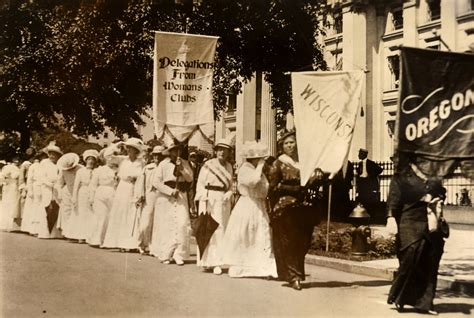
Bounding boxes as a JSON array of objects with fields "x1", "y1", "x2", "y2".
[{"x1": 306, "y1": 226, "x2": 474, "y2": 295}]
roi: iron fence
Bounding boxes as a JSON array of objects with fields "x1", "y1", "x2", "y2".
[{"x1": 349, "y1": 161, "x2": 473, "y2": 206}]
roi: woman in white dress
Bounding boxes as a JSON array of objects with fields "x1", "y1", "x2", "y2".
[
  {"x1": 222, "y1": 141, "x2": 277, "y2": 278},
  {"x1": 36, "y1": 142, "x2": 63, "y2": 239},
  {"x1": 56, "y1": 153, "x2": 82, "y2": 239},
  {"x1": 150, "y1": 141, "x2": 193, "y2": 265},
  {"x1": 20, "y1": 156, "x2": 42, "y2": 234},
  {"x1": 29, "y1": 152, "x2": 48, "y2": 235},
  {"x1": 135, "y1": 145, "x2": 166, "y2": 255},
  {"x1": 0, "y1": 158, "x2": 21, "y2": 232},
  {"x1": 18, "y1": 159, "x2": 32, "y2": 222},
  {"x1": 70, "y1": 149, "x2": 99, "y2": 242},
  {"x1": 102, "y1": 138, "x2": 144, "y2": 252},
  {"x1": 195, "y1": 137, "x2": 235, "y2": 275},
  {"x1": 87, "y1": 147, "x2": 120, "y2": 247}
]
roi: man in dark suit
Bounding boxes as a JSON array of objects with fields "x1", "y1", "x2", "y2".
[{"x1": 356, "y1": 148, "x2": 383, "y2": 215}]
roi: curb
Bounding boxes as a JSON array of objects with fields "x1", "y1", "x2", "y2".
[
  {"x1": 305, "y1": 254, "x2": 474, "y2": 296},
  {"x1": 305, "y1": 254, "x2": 396, "y2": 280}
]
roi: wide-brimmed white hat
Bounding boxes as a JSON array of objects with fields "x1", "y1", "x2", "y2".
[
  {"x1": 214, "y1": 136, "x2": 235, "y2": 150},
  {"x1": 103, "y1": 143, "x2": 121, "y2": 159},
  {"x1": 242, "y1": 141, "x2": 269, "y2": 159},
  {"x1": 152, "y1": 145, "x2": 166, "y2": 154},
  {"x1": 101, "y1": 145, "x2": 121, "y2": 166},
  {"x1": 45, "y1": 141, "x2": 63, "y2": 155},
  {"x1": 124, "y1": 138, "x2": 144, "y2": 152},
  {"x1": 162, "y1": 140, "x2": 180, "y2": 156},
  {"x1": 83, "y1": 149, "x2": 99, "y2": 161},
  {"x1": 57, "y1": 153, "x2": 80, "y2": 170}
]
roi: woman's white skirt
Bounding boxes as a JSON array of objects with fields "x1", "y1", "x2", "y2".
[
  {"x1": 149, "y1": 192, "x2": 190, "y2": 262},
  {"x1": 67, "y1": 186, "x2": 93, "y2": 240},
  {"x1": 20, "y1": 194, "x2": 35, "y2": 233},
  {"x1": 101, "y1": 181, "x2": 139, "y2": 249},
  {"x1": 88, "y1": 185, "x2": 114, "y2": 246},
  {"x1": 57, "y1": 188, "x2": 74, "y2": 238},
  {"x1": 196, "y1": 198, "x2": 231, "y2": 267},
  {"x1": 222, "y1": 196, "x2": 277, "y2": 278}
]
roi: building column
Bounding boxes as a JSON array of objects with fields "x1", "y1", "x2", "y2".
[
  {"x1": 342, "y1": 2, "x2": 367, "y2": 160},
  {"x1": 403, "y1": 0, "x2": 418, "y2": 46},
  {"x1": 441, "y1": 0, "x2": 458, "y2": 51},
  {"x1": 260, "y1": 78, "x2": 277, "y2": 156},
  {"x1": 214, "y1": 113, "x2": 226, "y2": 141},
  {"x1": 369, "y1": 4, "x2": 389, "y2": 161},
  {"x1": 236, "y1": 77, "x2": 257, "y2": 163}
]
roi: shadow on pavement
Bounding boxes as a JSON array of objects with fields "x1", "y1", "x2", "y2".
[
  {"x1": 437, "y1": 288, "x2": 474, "y2": 298},
  {"x1": 301, "y1": 280, "x2": 391, "y2": 289},
  {"x1": 435, "y1": 303, "x2": 474, "y2": 315}
]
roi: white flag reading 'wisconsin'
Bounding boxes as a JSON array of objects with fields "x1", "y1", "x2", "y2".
[
  {"x1": 153, "y1": 31, "x2": 218, "y2": 142},
  {"x1": 292, "y1": 71, "x2": 364, "y2": 186}
]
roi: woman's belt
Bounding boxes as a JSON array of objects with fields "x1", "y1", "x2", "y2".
[
  {"x1": 205, "y1": 185, "x2": 227, "y2": 192},
  {"x1": 164, "y1": 181, "x2": 191, "y2": 192}
]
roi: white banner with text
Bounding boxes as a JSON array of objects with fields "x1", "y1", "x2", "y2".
[
  {"x1": 153, "y1": 31, "x2": 218, "y2": 142},
  {"x1": 292, "y1": 71, "x2": 364, "y2": 185}
]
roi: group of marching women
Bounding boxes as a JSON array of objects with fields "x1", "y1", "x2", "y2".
[
  {"x1": 0, "y1": 131, "x2": 327, "y2": 290},
  {"x1": 0, "y1": 130, "x2": 449, "y2": 309}
]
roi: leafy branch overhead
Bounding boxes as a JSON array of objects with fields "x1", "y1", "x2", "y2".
[{"x1": 1, "y1": 0, "x2": 328, "y2": 149}]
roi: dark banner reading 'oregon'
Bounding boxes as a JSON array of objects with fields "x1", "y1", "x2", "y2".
[
  {"x1": 153, "y1": 31, "x2": 218, "y2": 142},
  {"x1": 397, "y1": 47, "x2": 474, "y2": 159}
]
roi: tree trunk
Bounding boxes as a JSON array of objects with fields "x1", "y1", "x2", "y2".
[{"x1": 19, "y1": 127, "x2": 31, "y2": 153}]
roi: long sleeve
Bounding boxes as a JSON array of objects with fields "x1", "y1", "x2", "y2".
[
  {"x1": 18, "y1": 164, "x2": 28, "y2": 191},
  {"x1": 56, "y1": 170, "x2": 66, "y2": 189},
  {"x1": 238, "y1": 162, "x2": 264, "y2": 188},
  {"x1": 194, "y1": 164, "x2": 210, "y2": 201},
  {"x1": 152, "y1": 162, "x2": 174, "y2": 197},
  {"x1": 89, "y1": 169, "x2": 99, "y2": 202},
  {"x1": 0, "y1": 168, "x2": 5, "y2": 185},
  {"x1": 134, "y1": 169, "x2": 146, "y2": 201},
  {"x1": 26, "y1": 164, "x2": 35, "y2": 195},
  {"x1": 268, "y1": 162, "x2": 300, "y2": 197},
  {"x1": 72, "y1": 170, "x2": 81, "y2": 202},
  {"x1": 386, "y1": 174, "x2": 403, "y2": 220},
  {"x1": 178, "y1": 160, "x2": 193, "y2": 183}
]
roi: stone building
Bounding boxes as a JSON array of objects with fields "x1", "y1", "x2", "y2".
[{"x1": 216, "y1": 0, "x2": 474, "y2": 162}]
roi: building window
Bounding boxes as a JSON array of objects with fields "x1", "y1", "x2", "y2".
[
  {"x1": 226, "y1": 94, "x2": 237, "y2": 113},
  {"x1": 387, "y1": 55, "x2": 400, "y2": 89},
  {"x1": 427, "y1": 0, "x2": 441, "y2": 21},
  {"x1": 386, "y1": 120, "x2": 395, "y2": 138},
  {"x1": 333, "y1": 54, "x2": 343, "y2": 71},
  {"x1": 390, "y1": 6, "x2": 403, "y2": 30},
  {"x1": 332, "y1": 6, "x2": 343, "y2": 34},
  {"x1": 427, "y1": 43, "x2": 440, "y2": 50}
]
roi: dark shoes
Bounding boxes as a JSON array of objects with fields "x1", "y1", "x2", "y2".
[{"x1": 290, "y1": 280, "x2": 302, "y2": 291}]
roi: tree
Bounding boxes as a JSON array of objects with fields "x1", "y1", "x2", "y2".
[{"x1": 1, "y1": 0, "x2": 328, "y2": 150}]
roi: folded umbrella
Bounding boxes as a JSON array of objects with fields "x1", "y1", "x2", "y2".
[
  {"x1": 193, "y1": 212, "x2": 219, "y2": 260},
  {"x1": 45, "y1": 200, "x2": 60, "y2": 233}
]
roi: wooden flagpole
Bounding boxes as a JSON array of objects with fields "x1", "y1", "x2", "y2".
[{"x1": 326, "y1": 182, "x2": 333, "y2": 252}]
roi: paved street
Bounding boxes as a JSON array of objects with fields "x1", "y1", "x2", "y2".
[{"x1": 1, "y1": 231, "x2": 473, "y2": 318}]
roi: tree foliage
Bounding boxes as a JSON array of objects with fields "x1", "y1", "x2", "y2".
[{"x1": 1, "y1": 0, "x2": 328, "y2": 151}]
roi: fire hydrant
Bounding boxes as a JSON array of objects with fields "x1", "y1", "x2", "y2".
[{"x1": 349, "y1": 204, "x2": 372, "y2": 256}]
